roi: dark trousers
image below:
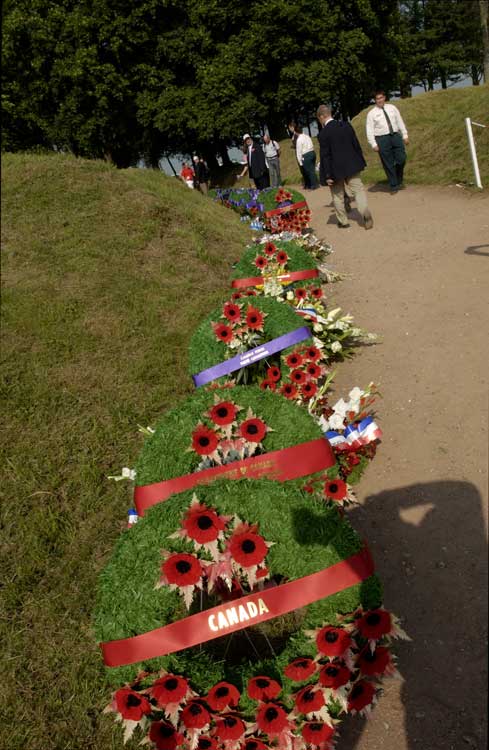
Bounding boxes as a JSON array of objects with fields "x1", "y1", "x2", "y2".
[
  {"x1": 302, "y1": 151, "x2": 318, "y2": 189},
  {"x1": 376, "y1": 132, "x2": 406, "y2": 188},
  {"x1": 253, "y1": 172, "x2": 270, "y2": 190}
]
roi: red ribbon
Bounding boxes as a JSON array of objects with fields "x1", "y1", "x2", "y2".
[
  {"x1": 100, "y1": 546, "x2": 374, "y2": 667},
  {"x1": 231, "y1": 268, "x2": 318, "y2": 289},
  {"x1": 134, "y1": 437, "x2": 335, "y2": 516},
  {"x1": 264, "y1": 200, "x2": 308, "y2": 217}
]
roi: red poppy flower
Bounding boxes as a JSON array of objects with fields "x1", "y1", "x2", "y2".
[
  {"x1": 240, "y1": 417, "x2": 267, "y2": 442},
  {"x1": 246, "y1": 306, "x2": 264, "y2": 330},
  {"x1": 276, "y1": 250, "x2": 289, "y2": 265},
  {"x1": 213, "y1": 323, "x2": 234, "y2": 344},
  {"x1": 192, "y1": 424, "x2": 219, "y2": 455},
  {"x1": 290, "y1": 369, "x2": 306, "y2": 384},
  {"x1": 242, "y1": 739, "x2": 270, "y2": 750},
  {"x1": 316, "y1": 626, "x2": 352, "y2": 657},
  {"x1": 247, "y1": 675, "x2": 282, "y2": 701},
  {"x1": 264, "y1": 242, "x2": 276, "y2": 256},
  {"x1": 229, "y1": 532, "x2": 268, "y2": 568},
  {"x1": 301, "y1": 382, "x2": 317, "y2": 400},
  {"x1": 255, "y1": 703, "x2": 289, "y2": 736},
  {"x1": 311, "y1": 287, "x2": 323, "y2": 299},
  {"x1": 295, "y1": 288, "x2": 307, "y2": 300},
  {"x1": 280, "y1": 382, "x2": 298, "y2": 399},
  {"x1": 152, "y1": 674, "x2": 189, "y2": 706},
  {"x1": 255, "y1": 255, "x2": 268, "y2": 269},
  {"x1": 180, "y1": 701, "x2": 211, "y2": 729},
  {"x1": 318, "y1": 662, "x2": 351, "y2": 689},
  {"x1": 358, "y1": 646, "x2": 391, "y2": 676},
  {"x1": 183, "y1": 503, "x2": 226, "y2": 544},
  {"x1": 306, "y1": 363, "x2": 321, "y2": 379},
  {"x1": 285, "y1": 351, "x2": 303, "y2": 368},
  {"x1": 197, "y1": 738, "x2": 218, "y2": 750},
  {"x1": 260, "y1": 379, "x2": 276, "y2": 391},
  {"x1": 149, "y1": 721, "x2": 184, "y2": 750},
  {"x1": 302, "y1": 722, "x2": 335, "y2": 746},
  {"x1": 223, "y1": 303, "x2": 241, "y2": 323},
  {"x1": 294, "y1": 686, "x2": 325, "y2": 714},
  {"x1": 266, "y1": 366, "x2": 281, "y2": 382},
  {"x1": 304, "y1": 346, "x2": 321, "y2": 361},
  {"x1": 115, "y1": 688, "x2": 151, "y2": 720},
  {"x1": 231, "y1": 292, "x2": 242, "y2": 300},
  {"x1": 214, "y1": 714, "x2": 246, "y2": 741},
  {"x1": 357, "y1": 609, "x2": 392, "y2": 640},
  {"x1": 323, "y1": 479, "x2": 348, "y2": 501},
  {"x1": 162, "y1": 553, "x2": 203, "y2": 587},
  {"x1": 206, "y1": 681, "x2": 240, "y2": 711},
  {"x1": 209, "y1": 401, "x2": 237, "y2": 426},
  {"x1": 284, "y1": 658, "x2": 316, "y2": 682},
  {"x1": 245, "y1": 290, "x2": 257, "y2": 296},
  {"x1": 347, "y1": 680, "x2": 376, "y2": 712}
]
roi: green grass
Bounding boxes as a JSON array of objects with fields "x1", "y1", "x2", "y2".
[{"x1": 1, "y1": 152, "x2": 250, "y2": 750}]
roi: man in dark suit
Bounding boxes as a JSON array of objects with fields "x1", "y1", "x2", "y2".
[
  {"x1": 316, "y1": 104, "x2": 373, "y2": 230},
  {"x1": 238, "y1": 134, "x2": 270, "y2": 190}
]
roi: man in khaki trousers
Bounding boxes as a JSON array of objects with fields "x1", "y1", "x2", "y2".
[{"x1": 317, "y1": 104, "x2": 373, "y2": 230}]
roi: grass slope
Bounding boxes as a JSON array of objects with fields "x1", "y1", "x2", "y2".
[{"x1": 1, "y1": 152, "x2": 249, "y2": 750}]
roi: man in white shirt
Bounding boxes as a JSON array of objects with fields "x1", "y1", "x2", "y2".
[
  {"x1": 263, "y1": 134, "x2": 282, "y2": 187},
  {"x1": 366, "y1": 90, "x2": 409, "y2": 194},
  {"x1": 288, "y1": 122, "x2": 318, "y2": 190}
]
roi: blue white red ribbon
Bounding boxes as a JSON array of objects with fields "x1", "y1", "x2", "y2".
[{"x1": 325, "y1": 416, "x2": 382, "y2": 450}]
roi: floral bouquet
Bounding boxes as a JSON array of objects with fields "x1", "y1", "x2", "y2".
[
  {"x1": 261, "y1": 187, "x2": 311, "y2": 234},
  {"x1": 96, "y1": 479, "x2": 408, "y2": 750},
  {"x1": 231, "y1": 240, "x2": 319, "y2": 295}
]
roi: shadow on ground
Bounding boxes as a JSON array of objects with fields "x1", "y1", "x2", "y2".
[
  {"x1": 465, "y1": 244, "x2": 489, "y2": 257},
  {"x1": 336, "y1": 481, "x2": 488, "y2": 750}
]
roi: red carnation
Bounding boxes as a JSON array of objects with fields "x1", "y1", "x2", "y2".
[
  {"x1": 152, "y1": 674, "x2": 189, "y2": 707},
  {"x1": 306, "y1": 363, "x2": 321, "y2": 379},
  {"x1": 255, "y1": 255, "x2": 268, "y2": 269},
  {"x1": 266, "y1": 366, "x2": 281, "y2": 382},
  {"x1": 255, "y1": 703, "x2": 289, "y2": 736},
  {"x1": 162, "y1": 553, "x2": 203, "y2": 587},
  {"x1": 284, "y1": 657, "x2": 316, "y2": 682},
  {"x1": 323, "y1": 479, "x2": 348, "y2": 501},
  {"x1": 240, "y1": 417, "x2": 267, "y2": 443},
  {"x1": 311, "y1": 287, "x2": 323, "y2": 299},
  {"x1": 276, "y1": 250, "x2": 289, "y2": 265},
  {"x1": 319, "y1": 662, "x2": 351, "y2": 689},
  {"x1": 206, "y1": 681, "x2": 240, "y2": 711},
  {"x1": 295, "y1": 288, "x2": 307, "y2": 300},
  {"x1": 357, "y1": 646, "x2": 391, "y2": 676},
  {"x1": 290, "y1": 369, "x2": 306, "y2": 384},
  {"x1": 264, "y1": 242, "x2": 276, "y2": 256},
  {"x1": 285, "y1": 351, "x2": 303, "y2": 367},
  {"x1": 304, "y1": 346, "x2": 321, "y2": 361},
  {"x1": 280, "y1": 383, "x2": 298, "y2": 399},
  {"x1": 302, "y1": 722, "x2": 335, "y2": 746},
  {"x1": 149, "y1": 721, "x2": 184, "y2": 750},
  {"x1": 301, "y1": 382, "x2": 317, "y2": 400},
  {"x1": 229, "y1": 532, "x2": 268, "y2": 568},
  {"x1": 197, "y1": 738, "x2": 219, "y2": 750},
  {"x1": 294, "y1": 686, "x2": 325, "y2": 714},
  {"x1": 209, "y1": 401, "x2": 237, "y2": 426},
  {"x1": 247, "y1": 675, "x2": 282, "y2": 701},
  {"x1": 242, "y1": 739, "x2": 270, "y2": 750},
  {"x1": 260, "y1": 379, "x2": 276, "y2": 391},
  {"x1": 223, "y1": 302, "x2": 241, "y2": 323},
  {"x1": 192, "y1": 424, "x2": 219, "y2": 455},
  {"x1": 214, "y1": 714, "x2": 246, "y2": 741},
  {"x1": 115, "y1": 688, "x2": 151, "y2": 720},
  {"x1": 180, "y1": 701, "x2": 211, "y2": 729},
  {"x1": 246, "y1": 306, "x2": 265, "y2": 330},
  {"x1": 213, "y1": 323, "x2": 234, "y2": 344},
  {"x1": 347, "y1": 680, "x2": 376, "y2": 712},
  {"x1": 357, "y1": 609, "x2": 392, "y2": 640},
  {"x1": 316, "y1": 626, "x2": 352, "y2": 657},
  {"x1": 183, "y1": 503, "x2": 226, "y2": 544}
]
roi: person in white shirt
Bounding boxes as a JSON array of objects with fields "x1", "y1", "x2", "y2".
[
  {"x1": 288, "y1": 122, "x2": 318, "y2": 190},
  {"x1": 263, "y1": 134, "x2": 282, "y2": 187},
  {"x1": 366, "y1": 90, "x2": 409, "y2": 193}
]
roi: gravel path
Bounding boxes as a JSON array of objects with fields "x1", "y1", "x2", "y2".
[{"x1": 304, "y1": 184, "x2": 489, "y2": 750}]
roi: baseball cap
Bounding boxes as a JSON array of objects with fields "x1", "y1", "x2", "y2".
[{"x1": 243, "y1": 133, "x2": 251, "y2": 140}]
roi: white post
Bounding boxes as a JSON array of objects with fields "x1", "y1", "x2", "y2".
[{"x1": 465, "y1": 117, "x2": 483, "y2": 189}]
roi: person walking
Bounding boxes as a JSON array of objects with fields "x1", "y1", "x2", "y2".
[
  {"x1": 238, "y1": 134, "x2": 270, "y2": 189},
  {"x1": 316, "y1": 104, "x2": 373, "y2": 230},
  {"x1": 180, "y1": 161, "x2": 195, "y2": 189},
  {"x1": 263, "y1": 134, "x2": 282, "y2": 187},
  {"x1": 193, "y1": 155, "x2": 210, "y2": 194},
  {"x1": 289, "y1": 123, "x2": 318, "y2": 190},
  {"x1": 366, "y1": 90, "x2": 409, "y2": 194}
]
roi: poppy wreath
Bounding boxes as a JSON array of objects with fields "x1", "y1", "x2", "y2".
[
  {"x1": 230, "y1": 240, "x2": 318, "y2": 292},
  {"x1": 260, "y1": 187, "x2": 311, "y2": 234},
  {"x1": 208, "y1": 187, "x2": 273, "y2": 218},
  {"x1": 97, "y1": 480, "x2": 407, "y2": 748}
]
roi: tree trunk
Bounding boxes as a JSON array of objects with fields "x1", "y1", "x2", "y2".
[
  {"x1": 440, "y1": 69, "x2": 447, "y2": 89},
  {"x1": 480, "y1": 0, "x2": 489, "y2": 82},
  {"x1": 471, "y1": 64, "x2": 480, "y2": 84}
]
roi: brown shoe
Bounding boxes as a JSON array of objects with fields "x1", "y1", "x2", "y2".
[{"x1": 363, "y1": 210, "x2": 373, "y2": 230}]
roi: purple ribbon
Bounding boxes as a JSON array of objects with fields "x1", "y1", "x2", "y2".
[{"x1": 192, "y1": 326, "x2": 311, "y2": 387}]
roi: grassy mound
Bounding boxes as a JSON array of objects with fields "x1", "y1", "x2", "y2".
[{"x1": 1, "y1": 152, "x2": 249, "y2": 749}]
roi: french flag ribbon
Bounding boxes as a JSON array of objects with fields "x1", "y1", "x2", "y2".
[
  {"x1": 295, "y1": 307, "x2": 328, "y2": 324},
  {"x1": 325, "y1": 416, "x2": 383, "y2": 451}
]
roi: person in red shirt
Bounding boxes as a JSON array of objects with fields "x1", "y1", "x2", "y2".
[{"x1": 180, "y1": 162, "x2": 195, "y2": 188}]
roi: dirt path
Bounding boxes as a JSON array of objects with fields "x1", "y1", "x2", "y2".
[{"x1": 304, "y1": 184, "x2": 489, "y2": 750}]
